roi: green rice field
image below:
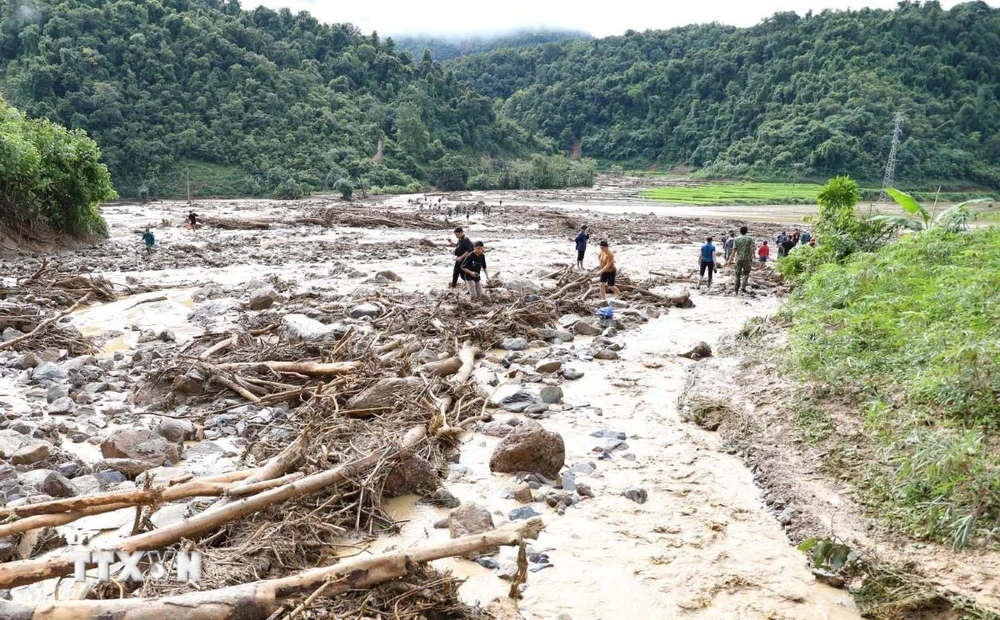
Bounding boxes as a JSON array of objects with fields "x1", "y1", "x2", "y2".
[{"x1": 642, "y1": 182, "x2": 824, "y2": 205}]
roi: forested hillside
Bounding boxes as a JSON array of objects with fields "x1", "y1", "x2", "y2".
[
  {"x1": 454, "y1": 1, "x2": 1000, "y2": 187},
  {"x1": 0, "y1": 0, "x2": 591, "y2": 198},
  {"x1": 395, "y1": 29, "x2": 590, "y2": 62}
]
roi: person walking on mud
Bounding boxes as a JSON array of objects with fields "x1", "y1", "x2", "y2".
[
  {"x1": 461, "y1": 241, "x2": 489, "y2": 299},
  {"x1": 573, "y1": 224, "x2": 590, "y2": 269},
  {"x1": 723, "y1": 230, "x2": 736, "y2": 262},
  {"x1": 727, "y1": 225, "x2": 755, "y2": 295},
  {"x1": 141, "y1": 226, "x2": 155, "y2": 256},
  {"x1": 187, "y1": 211, "x2": 199, "y2": 232},
  {"x1": 698, "y1": 236, "x2": 717, "y2": 288},
  {"x1": 598, "y1": 240, "x2": 621, "y2": 302},
  {"x1": 448, "y1": 227, "x2": 474, "y2": 288}
]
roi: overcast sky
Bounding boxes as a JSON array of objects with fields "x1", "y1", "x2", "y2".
[{"x1": 251, "y1": 0, "x2": 995, "y2": 38}]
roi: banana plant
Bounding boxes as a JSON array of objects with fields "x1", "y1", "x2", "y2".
[{"x1": 869, "y1": 187, "x2": 993, "y2": 233}]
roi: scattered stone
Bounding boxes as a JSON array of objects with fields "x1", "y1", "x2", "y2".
[
  {"x1": 678, "y1": 341, "x2": 713, "y2": 361},
  {"x1": 74, "y1": 392, "x2": 94, "y2": 405},
  {"x1": 11, "y1": 443, "x2": 51, "y2": 466},
  {"x1": 524, "y1": 403, "x2": 550, "y2": 416},
  {"x1": 383, "y1": 455, "x2": 439, "y2": 498},
  {"x1": 19, "y1": 352, "x2": 42, "y2": 368},
  {"x1": 39, "y1": 472, "x2": 76, "y2": 498},
  {"x1": 558, "y1": 314, "x2": 581, "y2": 328},
  {"x1": 500, "y1": 337, "x2": 529, "y2": 351},
  {"x1": 572, "y1": 321, "x2": 602, "y2": 336},
  {"x1": 480, "y1": 421, "x2": 514, "y2": 438},
  {"x1": 100, "y1": 428, "x2": 180, "y2": 467},
  {"x1": 349, "y1": 302, "x2": 382, "y2": 319},
  {"x1": 592, "y1": 349, "x2": 620, "y2": 361},
  {"x1": 560, "y1": 471, "x2": 577, "y2": 492},
  {"x1": 811, "y1": 569, "x2": 847, "y2": 589},
  {"x1": 432, "y1": 518, "x2": 449, "y2": 529},
  {"x1": 95, "y1": 471, "x2": 127, "y2": 487},
  {"x1": 475, "y1": 557, "x2": 500, "y2": 570},
  {"x1": 535, "y1": 359, "x2": 562, "y2": 374},
  {"x1": 95, "y1": 458, "x2": 154, "y2": 478},
  {"x1": 594, "y1": 438, "x2": 627, "y2": 452},
  {"x1": 569, "y1": 461, "x2": 596, "y2": 475},
  {"x1": 513, "y1": 483, "x2": 533, "y2": 503},
  {"x1": 504, "y1": 277, "x2": 541, "y2": 295},
  {"x1": 448, "y1": 503, "x2": 494, "y2": 538},
  {"x1": 539, "y1": 386, "x2": 563, "y2": 404},
  {"x1": 538, "y1": 329, "x2": 574, "y2": 343},
  {"x1": 2, "y1": 327, "x2": 23, "y2": 342},
  {"x1": 171, "y1": 368, "x2": 205, "y2": 395},
  {"x1": 281, "y1": 314, "x2": 345, "y2": 344},
  {"x1": 248, "y1": 285, "x2": 280, "y2": 310},
  {"x1": 508, "y1": 506, "x2": 542, "y2": 521},
  {"x1": 576, "y1": 483, "x2": 594, "y2": 498},
  {"x1": 590, "y1": 430, "x2": 627, "y2": 440},
  {"x1": 157, "y1": 419, "x2": 196, "y2": 444},
  {"x1": 421, "y1": 487, "x2": 461, "y2": 509},
  {"x1": 777, "y1": 507, "x2": 796, "y2": 526},
  {"x1": 489, "y1": 419, "x2": 565, "y2": 479},
  {"x1": 48, "y1": 397, "x2": 75, "y2": 415},
  {"x1": 622, "y1": 487, "x2": 648, "y2": 504},
  {"x1": 46, "y1": 385, "x2": 69, "y2": 403},
  {"x1": 137, "y1": 329, "x2": 158, "y2": 344},
  {"x1": 375, "y1": 270, "x2": 402, "y2": 282},
  {"x1": 31, "y1": 362, "x2": 68, "y2": 382},
  {"x1": 497, "y1": 560, "x2": 520, "y2": 581},
  {"x1": 499, "y1": 391, "x2": 535, "y2": 406},
  {"x1": 158, "y1": 330, "x2": 177, "y2": 343},
  {"x1": 57, "y1": 462, "x2": 80, "y2": 478},
  {"x1": 561, "y1": 368, "x2": 584, "y2": 380}
]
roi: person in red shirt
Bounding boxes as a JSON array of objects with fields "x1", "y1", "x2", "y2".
[{"x1": 758, "y1": 240, "x2": 771, "y2": 264}]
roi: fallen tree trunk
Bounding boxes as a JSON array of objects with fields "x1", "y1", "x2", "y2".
[
  {"x1": 0, "y1": 518, "x2": 543, "y2": 620},
  {"x1": 452, "y1": 345, "x2": 478, "y2": 384},
  {"x1": 418, "y1": 355, "x2": 461, "y2": 377},
  {"x1": 0, "y1": 426, "x2": 427, "y2": 589},
  {"x1": 201, "y1": 217, "x2": 270, "y2": 230},
  {"x1": 214, "y1": 361, "x2": 360, "y2": 376},
  {"x1": 205, "y1": 435, "x2": 306, "y2": 513}
]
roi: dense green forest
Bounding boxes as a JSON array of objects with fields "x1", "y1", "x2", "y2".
[
  {"x1": 0, "y1": 94, "x2": 114, "y2": 238},
  {"x1": 453, "y1": 1, "x2": 1000, "y2": 188},
  {"x1": 395, "y1": 29, "x2": 589, "y2": 62},
  {"x1": 0, "y1": 0, "x2": 592, "y2": 198}
]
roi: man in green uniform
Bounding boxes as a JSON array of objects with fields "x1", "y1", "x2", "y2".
[{"x1": 727, "y1": 225, "x2": 755, "y2": 295}]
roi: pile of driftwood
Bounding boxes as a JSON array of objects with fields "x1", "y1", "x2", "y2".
[
  {"x1": 317, "y1": 206, "x2": 445, "y2": 230},
  {"x1": 0, "y1": 260, "x2": 116, "y2": 355},
  {"x1": 543, "y1": 266, "x2": 693, "y2": 307}
]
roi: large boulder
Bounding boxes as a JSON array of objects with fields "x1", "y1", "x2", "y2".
[
  {"x1": 32, "y1": 362, "x2": 68, "y2": 382},
  {"x1": 489, "y1": 420, "x2": 565, "y2": 479},
  {"x1": 11, "y1": 442, "x2": 52, "y2": 466},
  {"x1": 0, "y1": 431, "x2": 35, "y2": 460},
  {"x1": 281, "y1": 314, "x2": 345, "y2": 344},
  {"x1": 157, "y1": 419, "x2": 197, "y2": 444},
  {"x1": 39, "y1": 471, "x2": 77, "y2": 498},
  {"x1": 346, "y1": 377, "x2": 422, "y2": 412},
  {"x1": 100, "y1": 429, "x2": 180, "y2": 467},
  {"x1": 573, "y1": 321, "x2": 602, "y2": 336},
  {"x1": 448, "y1": 502, "x2": 494, "y2": 539},
  {"x1": 504, "y1": 277, "x2": 541, "y2": 295},
  {"x1": 382, "y1": 455, "x2": 439, "y2": 498},
  {"x1": 249, "y1": 285, "x2": 280, "y2": 311}
]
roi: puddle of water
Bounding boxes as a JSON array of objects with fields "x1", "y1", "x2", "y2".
[{"x1": 72, "y1": 288, "x2": 203, "y2": 355}]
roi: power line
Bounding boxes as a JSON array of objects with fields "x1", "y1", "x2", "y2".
[{"x1": 879, "y1": 111, "x2": 903, "y2": 203}]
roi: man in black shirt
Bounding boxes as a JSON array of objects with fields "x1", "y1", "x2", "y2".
[
  {"x1": 461, "y1": 241, "x2": 489, "y2": 299},
  {"x1": 449, "y1": 227, "x2": 474, "y2": 288}
]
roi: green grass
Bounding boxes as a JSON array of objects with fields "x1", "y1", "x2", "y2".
[
  {"x1": 785, "y1": 226, "x2": 1000, "y2": 548},
  {"x1": 642, "y1": 182, "x2": 828, "y2": 205}
]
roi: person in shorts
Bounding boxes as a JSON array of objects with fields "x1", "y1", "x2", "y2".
[
  {"x1": 461, "y1": 241, "x2": 489, "y2": 299},
  {"x1": 598, "y1": 240, "x2": 621, "y2": 302}
]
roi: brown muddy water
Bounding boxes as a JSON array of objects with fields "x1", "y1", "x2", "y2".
[{"x1": 4, "y1": 190, "x2": 859, "y2": 618}]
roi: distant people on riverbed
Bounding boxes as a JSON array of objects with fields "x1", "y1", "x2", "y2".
[
  {"x1": 758, "y1": 240, "x2": 770, "y2": 264},
  {"x1": 142, "y1": 227, "x2": 155, "y2": 255},
  {"x1": 698, "y1": 236, "x2": 717, "y2": 288},
  {"x1": 727, "y1": 226, "x2": 755, "y2": 295},
  {"x1": 574, "y1": 224, "x2": 590, "y2": 269},
  {"x1": 187, "y1": 211, "x2": 199, "y2": 231}
]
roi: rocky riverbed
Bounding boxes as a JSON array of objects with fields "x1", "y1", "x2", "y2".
[{"x1": 0, "y1": 188, "x2": 859, "y2": 618}]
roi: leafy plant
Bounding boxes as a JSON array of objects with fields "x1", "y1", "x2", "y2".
[
  {"x1": 869, "y1": 188, "x2": 994, "y2": 233},
  {"x1": 798, "y1": 537, "x2": 858, "y2": 572}
]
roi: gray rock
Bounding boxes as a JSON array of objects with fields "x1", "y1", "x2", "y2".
[
  {"x1": 448, "y1": 503, "x2": 494, "y2": 538},
  {"x1": 561, "y1": 368, "x2": 584, "y2": 380},
  {"x1": 570, "y1": 461, "x2": 596, "y2": 475},
  {"x1": 539, "y1": 386, "x2": 563, "y2": 404},
  {"x1": 590, "y1": 430, "x2": 627, "y2": 440},
  {"x1": 349, "y1": 302, "x2": 381, "y2": 319},
  {"x1": 537, "y1": 329, "x2": 574, "y2": 343},
  {"x1": 49, "y1": 397, "x2": 75, "y2": 415},
  {"x1": 31, "y1": 363, "x2": 68, "y2": 382},
  {"x1": 524, "y1": 403, "x2": 550, "y2": 415},
  {"x1": 535, "y1": 359, "x2": 562, "y2": 374},
  {"x1": 157, "y1": 419, "x2": 196, "y2": 444},
  {"x1": 504, "y1": 277, "x2": 541, "y2": 295},
  {"x1": 489, "y1": 420, "x2": 565, "y2": 479},
  {"x1": 383, "y1": 455, "x2": 439, "y2": 498},
  {"x1": 592, "y1": 349, "x2": 620, "y2": 360},
  {"x1": 508, "y1": 506, "x2": 542, "y2": 521},
  {"x1": 777, "y1": 507, "x2": 796, "y2": 526},
  {"x1": 622, "y1": 487, "x2": 648, "y2": 504},
  {"x1": 158, "y1": 330, "x2": 176, "y2": 343},
  {"x1": 95, "y1": 471, "x2": 127, "y2": 487},
  {"x1": 19, "y1": 352, "x2": 42, "y2": 368},
  {"x1": 100, "y1": 428, "x2": 180, "y2": 467},
  {"x1": 497, "y1": 560, "x2": 520, "y2": 581},
  {"x1": 480, "y1": 421, "x2": 514, "y2": 438},
  {"x1": 500, "y1": 391, "x2": 535, "y2": 405},
  {"x1": 513, "y1": 483, "x2": 533, "y2": 503},
  {"x1": 573, "y1": 321, "x2": 602, "y2": 336},
  {"x1": 249, "y1": 285, "x2": 280, "y2": 311},
  {"x1": 95, "y1": 458, "x2": 154, "y2": 478},
  {"x1": 560, "y1": 471, "x2": 577, "y2": 492},
  {"x1": 375, "y1": 270, "x2": 402, "y2": 282},
  {"x1": 679, "y1": 341, "x2": 713, "y2": 361},
  {"x1": 576, "y1": 483, "x2": 594, "y2": 498},
  {"x1": 281, "y1": 314, "x2": 345, "y2": 344},
  {"x1": 57, "y1": 462, "x2": 80, "y2": 478},
  {"x1": 171, "y1": 369, "x2": 205, "y2": 395},
  {"x1": 74, "y1": 391, "x2": 94, "y2": 405},
  {"x1": 476, "y1": 557, "x2": 500, "y2": 570},
  {"x1": 558, "y1": 314, "x2": 582, "y2": 328},
  {"x1": 39, "y1": 472, "x2": 76, "y2": 498},
  {"x1": 501, "y1": 337, "x2": 530, "y2": 351},
  {"x1": 46, "y1": 385, "x2": 69, "y2": 403},
  {"x1": 186, "y1": 298, "x2": 239, "y2": 328},
  {"x1": 137, "y1": 329, "x2": 158, "y2": 344},
  {"x1": 2, "y1": 327, "x2": 23, "y2": 342},
  {"x1": 11, "y1": 442, "x2": 51, "y2": 466}
]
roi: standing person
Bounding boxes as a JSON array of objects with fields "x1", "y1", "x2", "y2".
[
  {"x1": 141, "y1": 227, "x2": 155, "y2": 255},
  {"x1": 800, "y1": 229, "x2": 812, "y2": 245},
  {"x1": 461, "y1": 241, "x2": 489, "y2": 299},
  {"x1": 573, "y1": 225, "x2": 590, "y2": 269},
  {"x1": 723, "y1": 230, "x2": 736, "y2": 262},
  {"x1": 727, "y1": 226, "x2": 755, "y2": 295},
  {"x1": 187, "y1": 211, "x2": 199, "y2": 231},
  {"x1": 448, "y1": 227, "x2": 474, "y2": 288},
  {"x1": 699, "y1": 236, "x2": 717, "y2": 288},
  {"x1": 598, "y1": 240, "x2": 621, "y2": 302},
  {"x1": 776, "y1": 231, "x2": 788, "y2": 257},
  {"x1": 758, "y1": 240, "x2": 770, "y2": 264}
]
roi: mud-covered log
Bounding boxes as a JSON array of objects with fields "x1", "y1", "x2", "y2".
[
  {"x1": 0, "y1": 518, "x2": 543, "y2": 620},
  {"x1": 214, "y1": 361, "x2": 360, "y2": 376},
  {"x1": 452, "y1": 345, "x2": 479, "y2": 384},
  {"x1": 418, "y1": 355, "x2": 462, "y2": 377}
]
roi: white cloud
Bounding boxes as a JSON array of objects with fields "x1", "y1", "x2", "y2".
[{"x1": 250, "y1": 0, "x2": 998, "y2": 38}]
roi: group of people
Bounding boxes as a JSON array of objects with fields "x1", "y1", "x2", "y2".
[
  {"x1": 776, "y1": 228, "x2": 814, "y2": 257},
  {"x1": 448, "y1": 227, "x2": 489, "y2": 298},
  {"x1": 699, "y1": 227, "x2": 757, "y2": 294}
]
